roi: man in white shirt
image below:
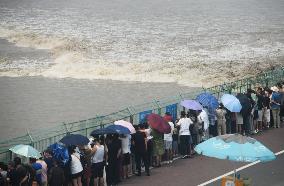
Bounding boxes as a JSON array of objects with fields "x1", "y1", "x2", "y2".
[
  {"x1": 198, "y1": 108, "x2": 210, "y2": 141},
  {"x1": 163, "y1": 113, "x2": 175, "y2": 163},
  {"x1": 176, "y1": 111, "x2": 193, "y2": 159}
]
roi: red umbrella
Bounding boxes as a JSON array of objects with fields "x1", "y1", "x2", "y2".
[
  {"x1": 147, "y1": 113, "x2": 171, "y2": 134},
  {"x1": 163, "y1": 115, "x2": 173, "y2": 122}
]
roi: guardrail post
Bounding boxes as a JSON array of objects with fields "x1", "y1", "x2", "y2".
[
  {"x1": 63, "y1": 122, "x2": 70, "y2": 135},
  {"x1": 154, "y1": 99, "x2": 162, "y2": 115},
  {"x1": 26, "y1": 129, "x2": 34, "y2": 147},
  {"x1": 127, "y1": 107, "x2": 134, "y2": 124}
]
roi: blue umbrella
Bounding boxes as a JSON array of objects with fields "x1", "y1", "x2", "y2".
[
  {"x1": 60, "y1": 134, "x2": 90, "y2": 146},
  {"x1": 9, "y1": 144, "x2": 41, "y2": 159},
  {"x1": 221, "y1": 94, "x2": 242, "y2": 112},
  {"x1": 90, "y1": 125, "x2": 130, "y2": 136},
  {"x1": 196, "y1": 93, "x2": 219, "y2": 109},
  {"x1": 48, "y1": 143, "x2": 69, "y2": 166},
  {"x1": 90, "y1": 127, "x2": 117, "y2": 136},
  {"x1": 180, "y1": 99, "x2": 203, "y2": 111},
  {"x1": 106, "y1": 125, "x2": 131, "y2": 134},
  {"x1": 194, "y1": 134, "x2": 276, "y2": 162}
]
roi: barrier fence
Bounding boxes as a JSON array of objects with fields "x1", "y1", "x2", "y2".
[{"x1": 0, "y1": 67, "x2": 283, "y2": 163}]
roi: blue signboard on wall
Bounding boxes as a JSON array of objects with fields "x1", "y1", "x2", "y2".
[
  {"x1": 139, "y1": 110, "x2": 152, "y2": 124},
  {"x1": 166, "y1": 103, "x2": 177, "y2": 122}
]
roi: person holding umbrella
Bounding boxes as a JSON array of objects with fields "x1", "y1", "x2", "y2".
[
  {"x1": 151, "y1": 126, "x2": 164, "y2": 167},
  {"x1": 90, "y1": 137, "x2": 105, "y2": 186},
  {"x1": 146, "y1": 113, "x2": 171, "y2": 166}
]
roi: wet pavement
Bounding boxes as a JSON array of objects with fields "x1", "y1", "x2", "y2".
[{"x1": 120, "y1": 127, "x2": 284, "y2": 186}]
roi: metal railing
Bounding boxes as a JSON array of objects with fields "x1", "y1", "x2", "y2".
[{"x1": 1, "y1": 67, "x2": 283, "y2": 162}]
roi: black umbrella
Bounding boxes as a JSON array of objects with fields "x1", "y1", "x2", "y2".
[
  {"x1": 59, "y1": 134, "x2": 89, "y2": 146},
  {"x1": 236, "y1": 93, "x2": 251, "y2": 115}
]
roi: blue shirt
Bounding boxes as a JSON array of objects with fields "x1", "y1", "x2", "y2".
[
  {"x1": 32, "y1": 163, "x2": 42, "y2": 184},
  {"x1": 271, "y1": 92, "x2": 281, "y2": 110}
]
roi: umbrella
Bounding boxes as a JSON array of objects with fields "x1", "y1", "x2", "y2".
[
  {"x1": 114, "y1": 120, "x2": 136, "y2": 134},
  {"x1": 9, "y1": 144, "x2": 41, "y2": 159},
  {"x1": 105, "y1": 125, "x2": 131, "y2": 134},
  {"x1": 48, "y1": 143, "x2": 69, "y2": 166},
  {"x1": 60, "y1": 134, "x2": 90, "y2": 146},
  {"x1": 194, "y1": 134, "x2": 276, "y2": 162},
  {"x1": 221, "y1": 94, "x2": 242, "y2": 112},
  {"x1": 147, "y1": 113, "x2": 171, "y2": 133},
  {"x1": 236, "y1": 93, "x2": 251, "y2": 114},
  {"x1": 90, "y1": 127, "x2": 117, "y2": 136},
  {"x1": 196, "y1": 92, "x2": 219, "y2": 109},
  {"x1": 90, "y1": 125, "x2": 131, "y2": 136},
  {"x1": 180, "y1": 99, "x2": 203, "y2": 111}
]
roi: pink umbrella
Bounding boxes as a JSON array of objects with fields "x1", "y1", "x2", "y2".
[{"x1": 114, "y1": 120, "x2": 136, "y2": 134}]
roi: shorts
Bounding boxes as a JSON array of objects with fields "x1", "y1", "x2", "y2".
[
  {"x1": 164, "y1": 140, "x2": 172, "y2": 150},
  {"x1": 236, "y1": 113, "x2": 243, "y2": 125},
  {"x1": 257, "y1": 110, "x2": 263, "y2": 122},
  {"x1": 91, "y1": 162, "x2": 104, "y2": 178},
  {"x1": 71, "y1": 171, "x2": 83, "y2": 179},
  {"x1": 172, "y1": 141, "x2": 178, "y2": 152},
  {"x1": 122, "y1": 153, "x2": 130, "y2": 166},
  {"x1": 264, "y1": 109, "x2": 270, "y2": 123}
]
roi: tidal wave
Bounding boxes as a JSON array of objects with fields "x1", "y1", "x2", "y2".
[{"x1": 0, "y1": 27, "x2": 284, "y2": 87}]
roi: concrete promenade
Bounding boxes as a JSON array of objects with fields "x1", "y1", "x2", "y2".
[{"x1": 121, "y1": 127, "x2": 284, "y2": 186}]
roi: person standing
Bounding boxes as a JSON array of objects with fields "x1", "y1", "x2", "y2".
[
  {"x1": 256, "y1": 87, "x2": 265, "y2": 132},
  {"x1": 270, "y1": 86, "x2": 281, "y2": 128},
  {"x1": 163, "y1": 114, "x2": 174, "y2": 164},
  {"x1": 106, "y1": 134, "x2": 121, "y2": 185},
  {"x1": 13, "y1": 157, "x2": 30, "y2": 186},
  {"x1": 151, "y1": 127, "x2": 164, "y2": 167},
  {"x1": 36, "y1": 158, "x2": 48, "y2": 186},
  {"x1": 197, "y1": 109, "x2": 210, "y2": 141},
  {"x1": 48, "y1": 160, "x2": 65, "y2": 186},
  {"x1": 216, "y1": 104, "x2": 227, "y2": 135},
  {"x1": 176, "y1": 111, "x2": 193, "y2": 159},
  {"x1": 120, "y1": 134, "x2": 131, "y2": 179},
  {"x1": 132, "y1": 125, "x2": 150, "y2": 176},
  {"x1": 69, "y1": 146, "x2": 83, "y2": 186},
  {"x1": 263, "y1": 89, "x2": 272, "y2": 128},
  {"x1": 30, "y1": 158, "x2": 42, "y2": 186},
  {"x1": 91, "y1": 138, "x2": 105, "y2": 186},
  {"x1": 6, "y1": 161, "x2": 18, "y2": 186}
]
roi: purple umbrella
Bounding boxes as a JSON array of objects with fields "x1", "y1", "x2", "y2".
[{"x1": 180, "y1": 99, "x2": 203, "y2": 111}]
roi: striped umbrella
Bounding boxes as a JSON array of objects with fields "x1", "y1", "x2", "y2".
[{"x1": 196, "y1": 92, "x2": 219, "y2": 109}]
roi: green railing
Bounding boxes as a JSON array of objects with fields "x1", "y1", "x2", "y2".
[{"x1": 1, "y1": 67, "x2": 283, "y2": 163}]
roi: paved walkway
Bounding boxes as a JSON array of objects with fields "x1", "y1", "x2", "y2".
[{"x1": 120, "y1": 127, "x2": 284, "y2": 186}]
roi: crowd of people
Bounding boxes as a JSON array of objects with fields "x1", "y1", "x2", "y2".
[{"x1": 1, "y1": 83, "x2": 284, "y2": 186}]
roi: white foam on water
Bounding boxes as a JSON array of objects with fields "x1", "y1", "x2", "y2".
[{"x1": 1, "y1": 11, "x2": 284, "y2": 87}]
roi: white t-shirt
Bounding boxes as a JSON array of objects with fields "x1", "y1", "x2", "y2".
[
  {"x1": 120, "y1": 134, "x2": 131, "y2": 154},
  {"x1": 36, "y1": 160, "x2": 48, "y2": 182},
  {"x1": 177, "y1": 117, "x2": 193, "y2": 136},
  {"x1": 92, "y1": 145, "x2": 105, "y2": 163},
  {"x1": 164, "y1": 122, "x2": 174, "y2": 141},
  {"x1": 70, "y1": 154, "x2": 83, "y2": 174},
  {"x1": 198, "y1": 109, "x2": 209, "y2": 130}
]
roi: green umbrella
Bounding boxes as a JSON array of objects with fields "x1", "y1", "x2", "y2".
[{"x1": 9, "y1": 144, "x2": 41, "y2": 159}]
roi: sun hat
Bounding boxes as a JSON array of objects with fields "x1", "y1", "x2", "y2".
[{"x1": 271, "y1": 86, "x2": 279, "y2": 92}]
